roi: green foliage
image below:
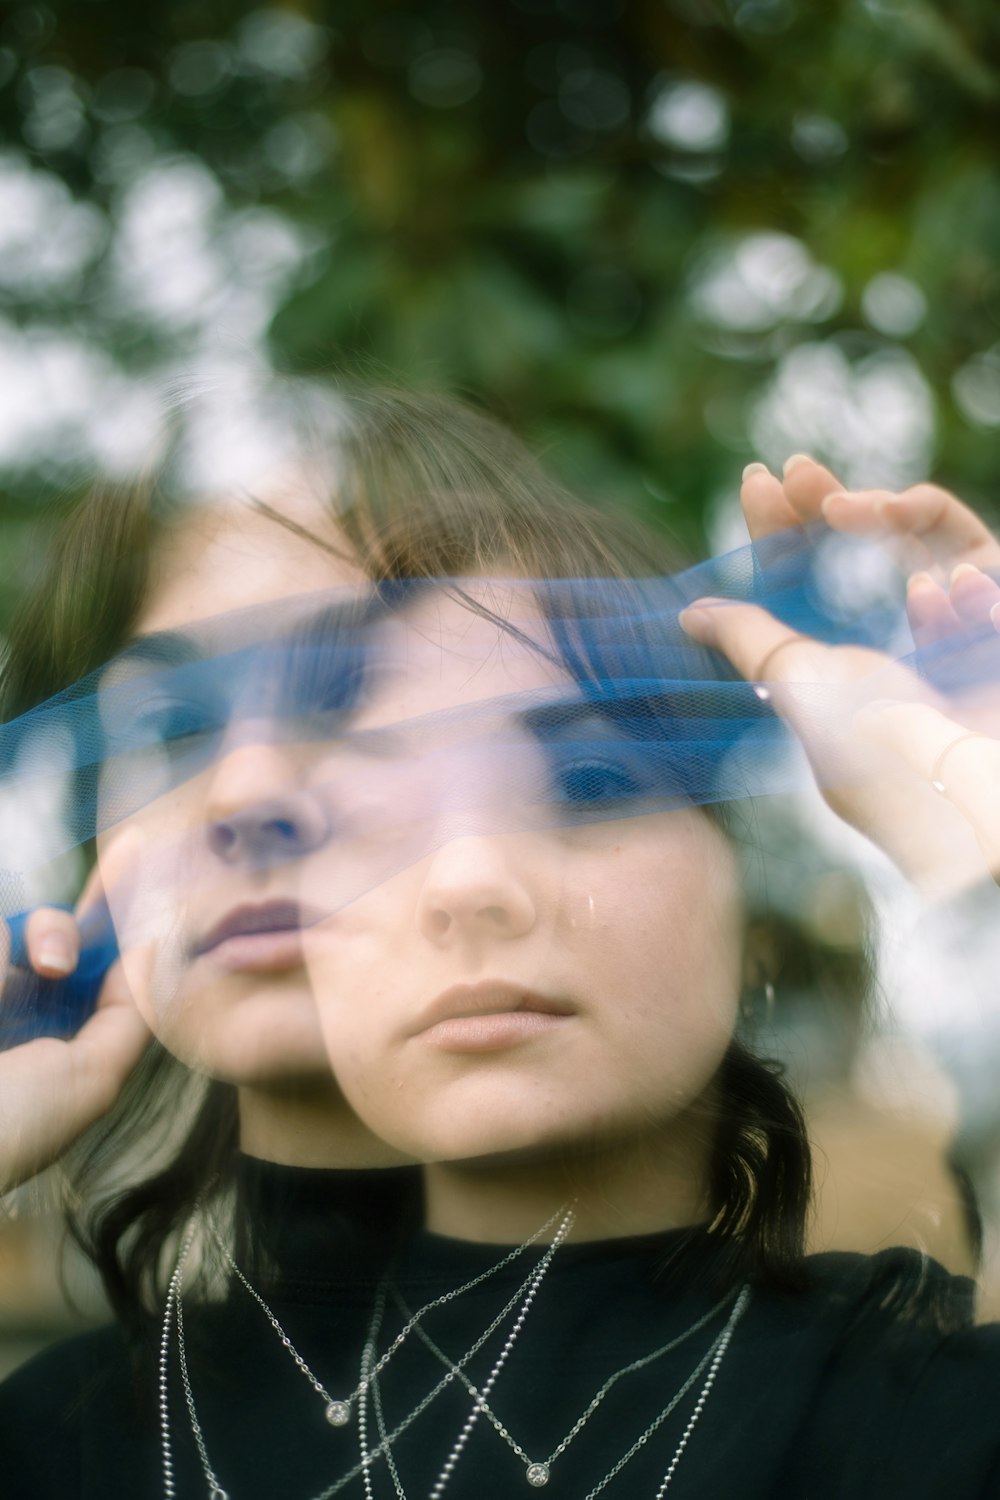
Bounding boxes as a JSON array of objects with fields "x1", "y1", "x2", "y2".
[{"x1": 0, "y1": 0, "x2": 998, "y2": 627}]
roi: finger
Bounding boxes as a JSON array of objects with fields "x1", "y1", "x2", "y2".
[
  {"x1": 679, "y1": 597, "x2": 825, "y2": 689},
  {"x1": 949, "y1": 563, "x2": 1000, "y2": 627},
  {"x1": 855, "y1": 701, "x2": 1000, "y2": 840},
  {"x1": 71, "y1": 960, "x2": 151, "y2": 1098},
  {"x1": 820, "y1": 486, "x2": 948, "y2": 579},
  {"x1": 819, "y1": 488, "x2": 896, "y2": 536},
  {"x1": 879, "y1": 484, "x2": 1000, "y2": 572},
  {"x1": 906, "y1": 571, "x2": 964, "y2": 648},
  {"x1": 780, "y1": 454, "x2": 847, "y2": 523},
  {"x1": 24, "y1": 907, "x2": 81, "y2": 979},
  {"x1": 81, "y1": 826, "x2": 144, "y2": 940},
  {"x1": 740, "y1": 463, "x2": 800, "y2": 542},
  {"x1": 73, "y1": 856, "x2": 109, "y2": 919}
]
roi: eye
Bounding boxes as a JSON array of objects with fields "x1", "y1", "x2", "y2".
[
  {"x1": 550, "y1": 754, "x2": 644, "y2": 808},
  {"x1": 115, "y1": 699, "x2": 221, "y2": 757},
  {"x1": 282, "y1": 636, "x2": 368, "y2": 719}
]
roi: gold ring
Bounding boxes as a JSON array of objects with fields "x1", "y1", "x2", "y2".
[{"x1": 929, "y1": 731, "x2": 989, "y2": 795}]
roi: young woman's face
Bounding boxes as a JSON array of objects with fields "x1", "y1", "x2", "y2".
[
  {"x1": 95, "y1": 490, "x2": 366, "y2": 1084},
  {"x1": 300, "y1": 588, "x2": 745, "y2": 1163}
]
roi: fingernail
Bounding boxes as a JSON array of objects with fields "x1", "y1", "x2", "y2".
[
  {"x1": 782, "y1": 453, "x2": 812, "y2": 476},
  {"x1": 678, "y1": 604, "x2": 714, "y2": 637},
  {"x1": 990, "y1": 602, "x2": 1000, "y2": 630},
  {"x1": 819, "y1": 492, "x2": 849, "y2": 515},
  {"x1": 951, "y1": 562, "x2": 982, "y2": 584},
  {"x1": 742, "y1": 462, "x2": 770, "y2": 481},
  {"x1": 907, "y1": 571, "x2": 936, "y2": 591},
  {"x1": 37, "y1": 937, "x2": 75, "y2": 974}
]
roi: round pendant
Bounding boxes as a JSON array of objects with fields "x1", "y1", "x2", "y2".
[
  {"x1": 325, "y1": 1400, "x2": 351, "y2": 1427},
  {"x1": 526, "y1": 1463, "x2": 550, "y2": 1487}
]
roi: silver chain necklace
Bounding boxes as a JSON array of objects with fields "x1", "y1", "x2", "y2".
[
  {"x1": 159, "y1": 1206, "x2": 746, "y2": 1500},
  {"x1": 160, "y1": 1204, "x2": 576, "y2": 1500},
  {"x1": 314, "y1": 1216, "x2": 575, "y2": 1500},
  {"x1": 206, "y1": 1204, "x2": 570, "y2": 1430},
  {"x1": 364, "y1": 1281, "x2": 749, "y2": 1500},
  {"x1": 394, "y1": 1280, "x2": 738, "y2": 1487},
  {"x1": 584, "y1": 1285, "x2": 750, "y2": 1500},
  {"x1": 356, "y1": 1211, "x2": 576, "y2": 1499}
]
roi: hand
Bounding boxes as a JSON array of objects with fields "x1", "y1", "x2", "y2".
[
  {"x1": 679, "y1": 592, "x2": 986, "y2": 894},
  {"x1": 855, "y1": 698, "x2": 1000, "y2": 880},
  {"x1": 850, "y1": 562, "x2": 1000, "y2": 880},
  {"x1": 741, "y1": 455, "x2": 1000, "y2": 733},
  {"x1": 741, "y1": 455, "x2": 1000, "y2": 648},
  {"x1": 680, "y1": 464, "x2": 1000, "y2": 894},
  {"x1": 0, "y1": 852, "x2": 150, "y2": 1194}
]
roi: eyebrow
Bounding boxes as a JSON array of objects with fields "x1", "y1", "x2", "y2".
[
  {"x1": 518, "y1": 698, "x2": 621, "y2": 740},
  {"x1": 344, "y1": 723, "x2": 418, "y2": 760},
  {"x1": 343, "y1": 693, "x2": 612, "y2": 761},
  {"x1": 114, "y1": 631, "x2": 204, "y2": 671}
]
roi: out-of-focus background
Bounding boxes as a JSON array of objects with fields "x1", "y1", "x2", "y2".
[
  {"x1": 1, "y1": 0, "x2": 1000, "y2": 1371},
  {"x1": 1, "y1": 0, "x2": 999, "y2": 600}
]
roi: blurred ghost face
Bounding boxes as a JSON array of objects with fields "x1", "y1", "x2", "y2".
[
  {"x1": 95, "y1": 491, "x2": 366, "y2": 1084},
  {"x1": 301, "y1": 587, "x2": 744, "y2": 1164}
]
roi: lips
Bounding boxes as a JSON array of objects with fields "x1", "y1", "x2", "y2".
[
  {"x1": 411, "y1": 981, "x2": 575, "y2": 1039},
  {"x1": 193, "y1": 900, "x2": 311, "y2": 959}
]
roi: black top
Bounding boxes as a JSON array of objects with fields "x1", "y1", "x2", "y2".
[{"x1": 2, "y1": 1156, "x2": 999, "y2": 1500}]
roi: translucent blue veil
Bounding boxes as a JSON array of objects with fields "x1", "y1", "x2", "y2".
[{"x1": 2, "y1": 520, "x2": 996, "y2": 1040}]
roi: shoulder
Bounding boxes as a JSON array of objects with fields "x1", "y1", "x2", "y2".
[
  {"x1": 0, "y1": 1323, "x2": 149, "y2": 1497},
  {"x1": 770, "y1": 1248, "x2": 1000, "y2": 1499},
  {"x1": 0, "y1": 1322, "x2": 135, "y2": 1412},
  {"x1": 803, "y1": 1243, "x2": 979, "y2": 1335}
]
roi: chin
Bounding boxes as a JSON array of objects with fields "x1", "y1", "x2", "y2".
[
  {"x1": 402, "y1": 1107, "x2": 616, "y2": 1167},
  {"x1": 214, "y1": 1054, "x2": 339, "y2": 1088},
  {"x1": 401, "y1": 1091, "x2": 701, "y2": 1168},
  {"x1": 170, "y1": 1010, "x2": 337, "y2": 1086}
]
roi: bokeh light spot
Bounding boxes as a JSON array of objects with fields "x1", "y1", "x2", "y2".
[{"x1": 862, "y1": 273, "x2": 928, "y2": 338}]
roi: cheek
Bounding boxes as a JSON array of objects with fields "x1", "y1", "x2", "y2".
[
  {"x1": 95, "y1": 779, "x2": 229, "y2": 1041},
  {"x1": 565, "y1": 826, "x2": 743, "y2": 1032},
  {"x1": 304, "y1": 889, "x2": 409, "y2": 1038},
  {"x1": 578, "y1": 828, "x2": 743, "y2": 966},
  {"x1": 98, "y1": 769, "x2": 215, "y2": 931}
]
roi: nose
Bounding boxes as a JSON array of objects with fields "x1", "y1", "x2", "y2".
[
  {"x1": 204, "y1": 733, "x2": 328, "y2": 868},
  {"x1": 416, "y1": 835, "x2": 537, "y2": 947}
]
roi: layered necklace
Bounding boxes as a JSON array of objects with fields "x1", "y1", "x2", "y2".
[
  {"x1": 159, "y1": 1203, "x2": 575, "y2": 1500},
  {"x1": 206, "y1": 1206, "x2": 571, "y2": 1431},
  {"x1": 160, "y1": 1207, "x2": 749, "y2": 1500},
  {"x1": 389, "y1": 1279, "x2": 740, "y2": 1488},
  {"x1": 362, "y1": 1281, "x2": 749, "y2": 1499}
]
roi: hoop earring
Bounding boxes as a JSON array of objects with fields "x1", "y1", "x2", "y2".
[{"x1": 739, "y1": 976, "x2": 776, "y2": 1031}]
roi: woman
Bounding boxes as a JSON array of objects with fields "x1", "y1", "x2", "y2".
[
  {"x1": 292, "y1": 472, "x2": 1000, "y2": 1499},
  {"x1": 0, "y1": 385, "x2": 998, "y2": 1497},
  {"x1": 0, "y1": 382, "x2": 720, "y2": 1496}
]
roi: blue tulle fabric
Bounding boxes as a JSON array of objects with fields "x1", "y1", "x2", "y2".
[{"x1": 1, "y1": 521, "x2": 996, "y2": 936}]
